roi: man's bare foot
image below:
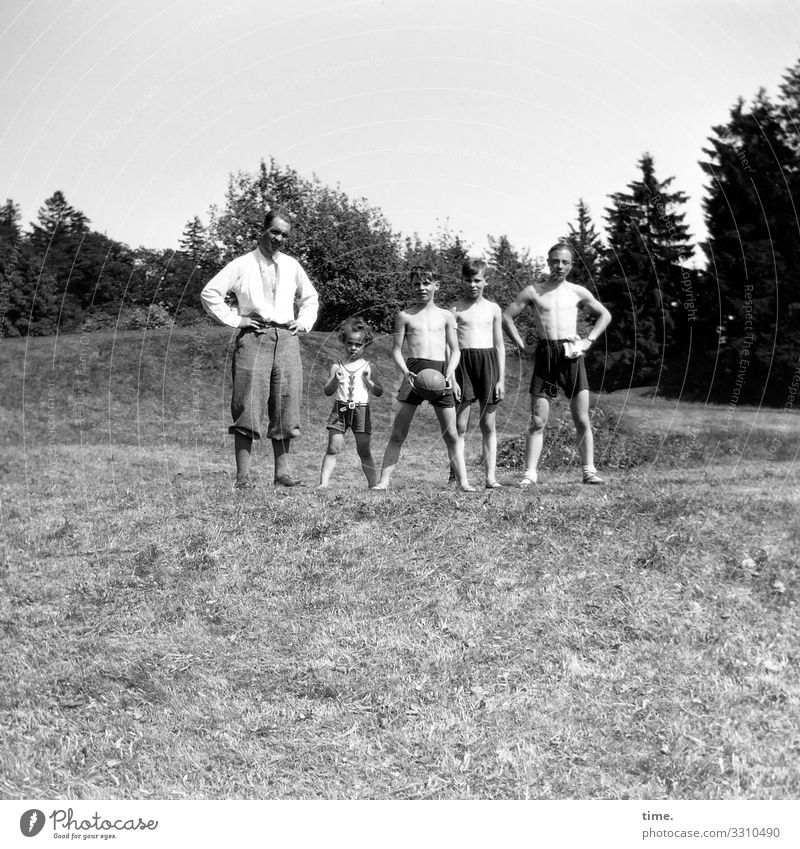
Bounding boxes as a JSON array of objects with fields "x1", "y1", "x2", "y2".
[
  {"x1": 316, "y1": 482, "x2": 329, "y2": 489},
  {"x1": 370, "y1": 483, "x2": 388, "y2": 491},
  {"x1": 459, "y1": 484, "x2": 476, "y2": 492}
]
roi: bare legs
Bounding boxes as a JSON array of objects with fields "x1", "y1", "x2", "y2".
[
  {"x1": 569, "y1": 389, "x2": 594, "y2": 469},
  {"x1": 372, "y1": 404, "x2": 415, "y2": 489},
  {"x1": 456, "y1": 401, "x2": 499, "y2": 486},
  {"x1": 522, "y1": 389, "x2": 595, "y2": 482},
  {"x1": 318, "y1": 431, "x2": 378, "y2": 488},
  {"x1": 373, "y1": 403, "x2": 473, "y2": 491},
  {"x1": 318, "y1": 431, "x2": 344, "y2": 488},
  {"x1": 354, "y1": 433, "x2": 379, "y2": 487}
]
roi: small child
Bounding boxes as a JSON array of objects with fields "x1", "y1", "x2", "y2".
[
  {"x1": 372, "y1": 265, "x2": 475, "y2": 491},
  {"x1": 451, "y1": 257, "x2": 506, "y2": 488},
  {"x1": 318, "y1": 318, "x2": 383, "y2": 488}
]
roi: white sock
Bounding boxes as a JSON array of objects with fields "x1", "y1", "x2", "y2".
[{"x1": 582, "y1": 465, "x2": 597, "y2": 477}]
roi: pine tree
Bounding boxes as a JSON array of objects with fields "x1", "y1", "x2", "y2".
[
  {"x1": 778, "y1": 57, "x2": 800, "y2": 154},
  {"x1": 563, "y1": 199, "x2": 604, "y2": 288},
  {"x1": 23, "y1": 191, "x2": 93, "y2": 330},
  {"x1": 179, "y1": 216, "x2": 210, "y2": 266},
  {"x1": 28, "y1": 190, "x2": 89, "y2": 251},
  {"x1": 0, "y1": 199, "x2": 28, "y2": 336},
  {"x1": 699, "y1": 88, "x2": 800, "y2": 405},
  {"x1": 0, "y1": 199, "x2": 22, "y2": 251},
  {"x1": 600, "y1": 154, "x2": 694, "y2": 391}
]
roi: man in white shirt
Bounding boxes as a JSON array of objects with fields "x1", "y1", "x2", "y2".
[{"x1": 201, "y1": 209, "x2": 319, "y2": 488}]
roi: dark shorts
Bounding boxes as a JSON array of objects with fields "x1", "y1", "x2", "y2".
[
  {"x1": 529, "y1": 339, "x2": 589, "y2": 400},
  {"x1": 229, "y1": 327, "x2": 302, "y2": 441},
  {"x1": 397, "y1": 357, "x2": 455, "y2": 408},
  {"x1": 457, "y1": 348, "x2": 501, "y2": 406},
  {"x1": 326, "y1": 403, "x2": 371, "y2": 434}
]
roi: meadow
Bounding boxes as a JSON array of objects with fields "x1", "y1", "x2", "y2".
[{"x1": 0, "y1": 325, "x2": 797, "y2": 799}]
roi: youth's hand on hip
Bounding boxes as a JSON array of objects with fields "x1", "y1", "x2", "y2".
[{"x1": 288, "y1": 320, "x2": 306, "y2": 335}]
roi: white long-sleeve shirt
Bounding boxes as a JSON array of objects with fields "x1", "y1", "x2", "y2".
[{"x1": 200, "y1": 247, "x2": 319, "y2": 331}]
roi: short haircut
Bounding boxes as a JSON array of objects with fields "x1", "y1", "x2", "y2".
[
  {"x1": 462, "y1": 256, "x2": 488, "y2": 279},
  {"x1": 263, "y1": 208, "x2": 292, "y2": 229},
  {"x1": 338, "y1": 317, "x2": 374, "y2": 347},
  {"x1": 547, "y1": 241, "x2": 574, "y2": 260},
  {"x1": 409, "y1": 264, "x2": 436, "y2": 283}
]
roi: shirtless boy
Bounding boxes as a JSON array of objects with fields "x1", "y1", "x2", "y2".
[
  {"x1": 372, "y1": 265, "x2": 474, "y2": 491},
  {"x1": 502, "y1": 242, "x2": 611, "y2": 486},
  {"x1": 450, "y1": 257, "x2": 506, "y2": 488}
]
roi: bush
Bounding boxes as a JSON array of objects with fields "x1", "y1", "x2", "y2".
[
  {"x1": 82, "y1": 301, "x2": 175, "y2": 333},
  {"x1": 496, "y1": 404, "x2": 706, "y2": 470}
]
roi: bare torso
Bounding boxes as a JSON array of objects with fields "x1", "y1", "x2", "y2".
[
  {"x1": 400, "y1": 304, "x2": 452, "y2": 359},
  {"x1": 452, "y1": 298, "x2": 499, "y2": 348},
  {"x1": 528, "y1": 280, "x2": 582, "y2": 339}
]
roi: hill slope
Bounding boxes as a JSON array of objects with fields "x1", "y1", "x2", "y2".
[{"x1": 0, "y1": 325, "x2": 533, "y2": 453}]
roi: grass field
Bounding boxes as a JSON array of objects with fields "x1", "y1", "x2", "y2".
[{"x1": 1, "y1": 325, "x2": 798, "y2": 799}]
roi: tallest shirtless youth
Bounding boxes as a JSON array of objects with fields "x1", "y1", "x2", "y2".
[{"x1": 502, "y1": 243, "x2": 612, "y2": 486}]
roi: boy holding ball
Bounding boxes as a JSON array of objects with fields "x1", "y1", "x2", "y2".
[{"x1": 372, "y1": 266, "x2": 474, "y2": 492}]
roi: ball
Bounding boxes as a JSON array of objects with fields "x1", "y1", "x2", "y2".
[{"x1": 413, "y1": 368, "x2": 448, "y2": 400}]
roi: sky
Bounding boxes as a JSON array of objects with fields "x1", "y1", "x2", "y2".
[{"x1": 1, "y1": 0, "x2": 799, "y2": 264}]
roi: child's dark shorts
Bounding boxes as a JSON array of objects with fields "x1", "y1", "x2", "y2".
[
  {"x1": 397, "y1": 358, "x2": 455, "y2": 408},
  {"x1": 457, "y1": 348, "x2": 501, "y2": 406},
  {"x1": 529, "y1": 339, "x2": 589, "y2": 400},
  {"x1": 326, "y1": 403, "x2": 371, "y2": 434}
]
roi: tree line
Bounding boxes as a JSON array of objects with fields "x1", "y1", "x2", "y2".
[{"x1": 2, "y1": 59, "x2": 799, "y2": 406}]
